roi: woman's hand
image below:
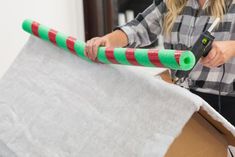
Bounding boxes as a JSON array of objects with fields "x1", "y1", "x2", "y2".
[
  {"x1": 85, "y1": 36, "x2": 111, "y2": 61},
  {"x1": 200, "y1": 41, "x2": 235, "y2": 68},
  {"x1": 85, "y1": 30, "x2": 128, "y2": 61}
]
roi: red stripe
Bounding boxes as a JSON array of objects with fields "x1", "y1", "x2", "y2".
[
  {"x1": 174, "y1": 50, "x2": 182, "y2": 64},
  {"x1": 31, "y1": 21, "x2": 40, "y2": 37},
  {"x1": 66, "y1": 36, "x2": 77, "y2": 55},
  {"x1": 48, "y1": 29, "x2": 57, "y2": 45},
  {"x1": 148, "y1": 49, "x2": 163, "y2": 67},
  {"x1": 105, "y1": 48, "x2": 119, "y2": 64},
  {"x1": 125, "y1": 48, "x2": 139, "y2": 66}
]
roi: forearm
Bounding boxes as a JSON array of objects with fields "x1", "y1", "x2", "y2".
[
  {"x1": 229, "y1": 40, "x2": 235, "y2": 57},
  {"x1": 103, "y1": 30, "x2": 129, "y2": 48}
]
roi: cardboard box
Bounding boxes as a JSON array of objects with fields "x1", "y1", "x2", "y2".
[{"x1": 159, "y1": 70, "x2": 235, "y2": 157}]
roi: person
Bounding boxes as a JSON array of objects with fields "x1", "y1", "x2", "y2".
[{"x1": 85, "y1": 0, "x2": 235, "y2": 126}]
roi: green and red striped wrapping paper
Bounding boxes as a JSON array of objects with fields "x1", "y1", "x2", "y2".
[{"x1": 22, "y1": 19, "x2": 195, "y2": 71}]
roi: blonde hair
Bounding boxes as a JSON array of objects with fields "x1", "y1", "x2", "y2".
[{"x1": 164, "y1": 0, "x2": 226, "y2": 35}]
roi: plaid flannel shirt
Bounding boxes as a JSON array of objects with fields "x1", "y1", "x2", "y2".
[{"x1": 119, "y1": 0, "x2": 235, "y2": 96}]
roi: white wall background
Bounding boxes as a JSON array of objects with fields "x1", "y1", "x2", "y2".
[{"x1": 0, "y1": 0, "x2": 85, "y2": 78}]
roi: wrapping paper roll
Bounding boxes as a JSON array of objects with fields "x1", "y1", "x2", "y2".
[{"x1": 22, "y1": 19, "x2": 195, "y2": 71}]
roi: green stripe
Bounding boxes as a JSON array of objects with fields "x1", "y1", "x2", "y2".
[
  {"x1": 135, "y1": 49, "x2": 154, "y2": 67},
  {"x1": 22, "y1": 19, "x2": 33, "y2": 34},
  {"x1": 113, "y1": 48, "x2": 130, "y2": 65},
  {"x1": 97, "y1": 47, "x2": 111, "y2": 64},
  {"x1": 158, "y1": 49, "x2": 180, "y2": 70},
  {"x1": 38, "y1": 24, "x2": 50, "y2": 41},
  {"x1": 55, "y1": 32, "x2": 68, "y2": 50},
  {"x1": 179, "y1": 51, "x2": 196, "y2": 71},
  {"x1": 74, "y1": 41, "x2": 91, "y2": 62}
]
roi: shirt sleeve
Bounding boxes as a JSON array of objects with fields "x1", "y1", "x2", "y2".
[{"x1": 117, "y1": 0, "x2": 167, "y2": 48}]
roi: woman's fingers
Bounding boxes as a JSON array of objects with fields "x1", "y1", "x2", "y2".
[
  {"x1": 85, "y1": 37, "x2": 107, "y2": 61},
  {"x1": 208, "y1": 49, "x2": 223, "y2": 67},
  {"x1": 85, "y1": 38, "x2": 99, "y2": 60},
  {"x1": 201, "y1": 48, "x2": 217, "y2": 65},
  {"x1": 206, "y1": 52, "x2": 221, "y2": 67},
  {"x1": 92, "y1": 39, "x2": 106, "y2": 60},
  {"x1": 201, "y1": 44, "x2": 227, "y2": 68},
  {"x1": 85, "y1": 40, "x2": 92, "y2": 58},
  {"x1": 200, "y1": 40, "x2": 235, "y2": 68}
]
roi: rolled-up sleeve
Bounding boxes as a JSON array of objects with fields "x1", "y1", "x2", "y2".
[{"x1": 118, "y1": 0, "x2": 166, "y2": 48}]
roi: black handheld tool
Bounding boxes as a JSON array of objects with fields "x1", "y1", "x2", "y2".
[{"x1": 174, "y1": 18, "x2": 220, "y2": 80}]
